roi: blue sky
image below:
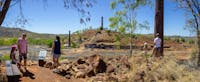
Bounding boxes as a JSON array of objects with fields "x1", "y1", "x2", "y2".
[{"x1": 2, "y1": 0, "x2": 193, "y2": 36}]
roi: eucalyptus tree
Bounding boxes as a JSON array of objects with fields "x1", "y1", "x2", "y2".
[
  {"x1": 109, "y1": 0, "x2": 150, "y2": 56},
  {"x1": 175, "y1": 0, "x2": 200, "y2": 66},
  {"x1": 0, "y1": 0, "x2": 95, "y2": 26}
]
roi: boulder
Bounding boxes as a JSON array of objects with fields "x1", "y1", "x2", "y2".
[
  {"x1": 77, "y1": 64, "x2": 87, "y2": 69},
  {"x1": 65, "y1": 75, "x2": 71, "y2": 79},
  {"x1": 86, "y1": 54, "x2": 107, "y2": 73},
  {"x1": 120, "y1": 56, "x2": 131, "y2": 69},
  {"x1": 77, "y1": 58, "x2": 86, "y2": 64},
  {"x1": 45, "y1": 62, "x2": 53, "y2": 68},
  {"x1": 60, "y1": 59, "x2": 70, "y2": 64},
  {"x1": 134, "y1": 71, "x2": 145, "y2": 82},
  {"x1": 75, "y1": 71, "x2": 86, "y2": 78},
  {"x1": 106, "y1": 64, "x2": 115, "y2": 73},
  {"x1": 85, "y1": 65, "x2": 95, "y2": 77}
]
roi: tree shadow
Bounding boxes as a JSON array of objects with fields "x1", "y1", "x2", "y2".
[{"x1": 20, "y1": 68, "x2": 35, "y2": 79}]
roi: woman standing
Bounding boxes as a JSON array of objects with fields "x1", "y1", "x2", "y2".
[{"x1": 52, "y1": 35, "x2": 61, "y2": 68}]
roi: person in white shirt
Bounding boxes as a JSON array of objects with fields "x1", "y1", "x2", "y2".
[
  {"x1": 152, "y1": 33, "x2": 161, "y2": 57},
  {"x1": 143, "y1": 41, "x2": 148, "y2": 55}
]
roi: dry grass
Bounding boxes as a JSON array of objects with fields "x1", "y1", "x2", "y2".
[{"x1": 127, "y1": 53, "x2": 200, "y2": 82}]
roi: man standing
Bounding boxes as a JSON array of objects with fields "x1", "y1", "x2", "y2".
[
  {"x1": 18, "y1": 33, "x2": 28, "y2": 68},
  {"x1": 152, "y1": 33, "x2": 161, "y2": 57}
]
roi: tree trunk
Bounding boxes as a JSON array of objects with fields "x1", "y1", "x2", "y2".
[
  {"x1": 0, "y1": 0, "x2": 11, "y2": 26},
  {"x1": 130, "y1": 26, "x2": 133, "y2": 56},
  {"x1": 154, "y1": 0, "x2": 164, "y2": 57}
]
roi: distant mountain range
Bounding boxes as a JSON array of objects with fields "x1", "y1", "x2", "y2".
[{"x1": 0, "y1": 27, "x2": 58, "y2": 39}]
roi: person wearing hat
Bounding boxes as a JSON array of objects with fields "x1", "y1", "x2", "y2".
[
  {"x1": 152, "y1": 33, "x2": 162, "y2": 57},
  {"x1": 17, "y1": 33, "x2": 28, "y2": 68},
  {"x1": 10, "y1": 45, "x2": 21, "y2": 67}
]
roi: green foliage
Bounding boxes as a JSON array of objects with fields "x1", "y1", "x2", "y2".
[
  {"x1": 106, "y1": 30, "x2": 111, "y2": 35},
  {"x1": 27, "y1": 37, "x2": 53, "y2": 47},
  {"x1": 1, "y1": 54, "x2": 10, "y2": 61},
  {"x1": 174, "y1": 38, "x2": 186, "y2": 43},
  {"x1": 188, "y1": 39, "x2": 195, "y2": 44},
  {"x1": 0, "y1": 38, "x2": 18, "y2": 46},
  {"x1": 59, "y1": 56, "x2": 66, "y2": 61},
  {"x1": 191, "y1": 50, "x2": 197, "y2": 60},
  {"x1": 114, "y1": 35, "x2": 121, "y2": 42},
  {"x1": 71, "y1": 41, "x2": 77, "y2": 48},
  {"x1": 0, "y1": 39, "x2": 5, "y2": 46},
  {"x1": 109, "y1": 0, "x2": 150, "y2": 34},
  {"x1": 96, "y1": 29, "x2": 101, "y2": 34},
  {"x1": 46, "y1": 40, "x2": 53, "y2": 48},
  {"x1": 114, "y1": 41, "x2": 121, "y2": 49},
  {"x1": 100, "y1": 26, "x2": 104, "y2": 30},
  {"x1": 164, "y1": 36, "x2": 170, "y2": 41},
  {"x1": 180, "y1": 38, "x2": 185, "y2": 43},
  {"x1": 131, "y1": 34, "x2": 137, "y2": 38},
  {"x1": 9, "y1": 38, "x2": 18, "y2": 45},
  {"x1": 175, "y1": 38, "x2": 180, "y2": 43}
]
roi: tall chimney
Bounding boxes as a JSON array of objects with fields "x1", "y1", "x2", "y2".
[
  {"x1": 68, "y1": 30, "x2": 71, "y2": 47},
  {"x1": 101, "y1": 16, "x2": 103, "y2": 28}
]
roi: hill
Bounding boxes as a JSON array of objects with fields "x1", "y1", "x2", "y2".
[{"x1": 0, "y1": 27, "x2": 56, "y2": 39}]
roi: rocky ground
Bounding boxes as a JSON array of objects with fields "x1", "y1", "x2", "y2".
[
  {"x1": 45, "y1": 54, "x2": 131, "y2": 82},
  {"x1": 0, "y1": 45, "x2": 196, "y2": 82}
]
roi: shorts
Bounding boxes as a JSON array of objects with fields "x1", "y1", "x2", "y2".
[
  {"x1": 53, "y1": 53, "x2": 60, "y2": 59},
  {"x1": 19, "y1": 53, "x2": 27, "y2": 60},
  {"x1": 153, "y1": 47, "x2": 161, "y2": 57}
]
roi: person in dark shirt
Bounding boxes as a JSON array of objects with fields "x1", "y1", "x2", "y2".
[{"x1": 52, "y1": 35, "x2": 61, "y2": 68}]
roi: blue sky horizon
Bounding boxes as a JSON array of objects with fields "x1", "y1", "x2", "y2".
[{"x1": 2, "y1": 0, "x2": 194, "y2": 36}]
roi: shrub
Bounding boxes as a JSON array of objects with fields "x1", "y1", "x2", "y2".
[
  {"x1": 106, "y1": 30, "x2": 111, "y2": 35},
  {"x1": 175, "y1": 38, "x2": 180, "y2": 43},
  {"x1": 188, "y1": 39, "x2": 195, "y2": 44},
  {"x1": 99, "y1": 26, "x2": 104, "y2": 30},
  {"x1": 164, "y1": 36, "x2": 170, "y2": 41},
  {"x1": 114, "y1": 35, "x2": 121, "y2": 42},
  {"x1": 114, "y1": 41, "x2": 120, "y2": 49},
  {"x1": 0, "y1": 39, "x2": 5, "y2": 46},
  {"x1": 46, "y1": 40, "x2": 53, "y2": 48},
  {"x1": 71, "y1": 41, "x2": 77, "y2": 48},
  {"x1": 180, "y1": 38, "x2": 185, "y2": 43},
  {"x1": 131, "y1": 34, "x2": 136, "y2": 38},
  {"x1": 191, "y1": 50, "x2": 197, "y2": 60},
  {"x1": 1, "y1": 54, "x2": 10, "y2": 61}
]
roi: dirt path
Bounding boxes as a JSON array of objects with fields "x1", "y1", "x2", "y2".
[{"x1": 19, "y1": 66, "x2": 84, "y2": 82}]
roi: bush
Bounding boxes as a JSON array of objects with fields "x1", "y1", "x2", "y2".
[
  {"x1": 188, "y1": 39, "x2": 195, "y2": 44},
  {"x1": 114, "y1": 41, "x2": 120, "y2": 49},
  {"x1": 131, "y1": 34, "x2": 137, "y2": 38},
  {"x1": 164, "y1": 36, "x2": 170, "y2": 41},
  {"x1": 106, "y1": 30, "x2": 111, "y2": 35},
  {"x1": 71, "y1": 41, "x2": 77, "y2": 48},
  {"x1": 191, "y1": 50, "x2": 197, "y2": 60},
  {"x1": 1, "y1": 54, "x2": 10, "y2": 61},
  {"x1": 0, "y1": 39, "x2": 5, "y2": 46},
  {"x1": 100, "y1": 26, "x2": 104, "y2": 30},
  {"x1": 175, "y1": 38, "x2": 180, "y2": 43},
  {"x1": 114, "y1": 35, "x2": 121, "y2": 42},
  {"x1": 181, "y1": 38, "x2": 185, "y2": 43},
  {"x1": 46, "y1": 40, "x2": 53, "y2": 48}
]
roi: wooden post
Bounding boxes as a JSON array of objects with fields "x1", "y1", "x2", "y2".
[{"x1": 155, "y1": 0, "x2": 164, "y2": 56}]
